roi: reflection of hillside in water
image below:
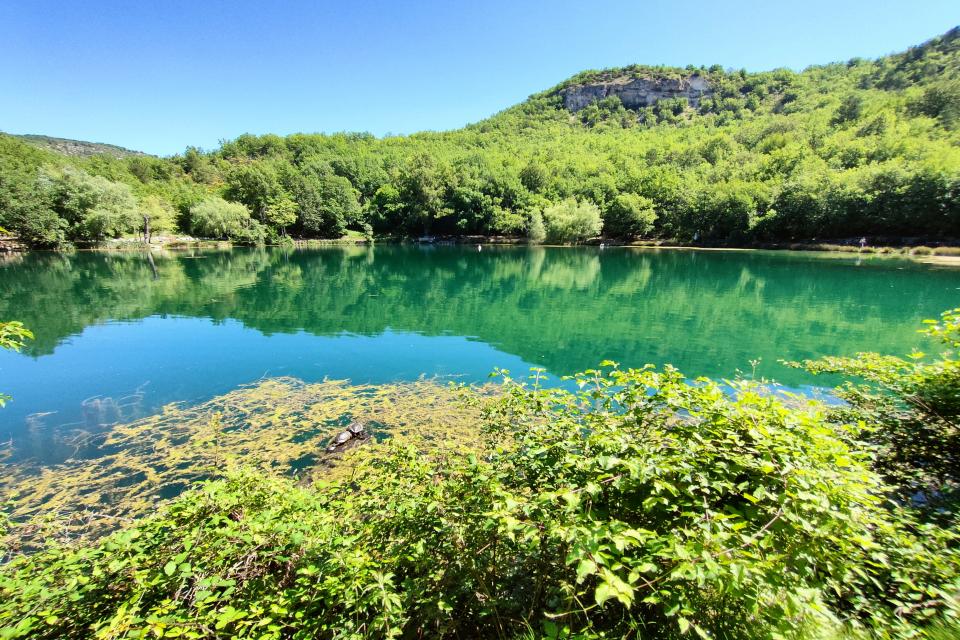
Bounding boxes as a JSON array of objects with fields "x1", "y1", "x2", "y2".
[{"x1": 1, "y1": 246, "x2": 957, "y2": 386}]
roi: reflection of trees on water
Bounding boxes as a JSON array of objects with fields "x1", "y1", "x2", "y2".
[
  {"x1": 0, "y1": 246, "x2": 956, "y2": 387},
  {"x1": 534, "y1": 251, "x2": 601, "y2": 290}
]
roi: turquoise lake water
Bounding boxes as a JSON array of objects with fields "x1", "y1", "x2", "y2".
[{"x1": 0, "y1": 245, "x2": 957, "y2": 464}]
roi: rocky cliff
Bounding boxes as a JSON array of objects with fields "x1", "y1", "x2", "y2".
[
  {"x1": 557, "y1": 74, "x2": 712, "y2": 112},
  {"x1": 14, "y1": 134, "x2": 148, "y2": 158}
]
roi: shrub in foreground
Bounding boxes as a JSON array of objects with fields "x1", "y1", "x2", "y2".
[
  {"x1": 789, "y1": 307, "x2": 960, "y2": 515},
  {"x1": 1, "y1": 360, "x2": 958, "y2": 639}
]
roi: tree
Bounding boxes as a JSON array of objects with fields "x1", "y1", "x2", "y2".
[
  {"x1": 329, "y1": 155, "x2": 389, "y2": 204},
  {"x1": 519, "y1": 161, "x2": 548, "y2": 193},
  {"x1": 397, "y1": 153, "x2": 451, "y2": 234},
  {"x1": 37, "y1": 166, "x2": 139, "y2": 241},
  {"x1": 264, "y1": 195, "x2": 297, "y2": 235},
  {"x1": 225, "y1": 162, "x2": 284, "y2": 223},
  {"x1": 832, "y1": 94, "x2": 865, "y2": 124},
  {"x1": 603, "y1": 193, "x2": 657, "y2": 238},
  {"x1": 188, "y1": 197, "x2": 264, "y2": 243},
  {"x1": 692, "y1": 182, "x2": 758, "y2": 240},
  {"x1": 912, "y1": 80, "x2": 960, "y2": 128},
  {"x1": 138, "y1": 195, "x2": 177, "y2": 242},
  {"x1": 542, "y1": 198, "x2": 602, "y2": 244},
  {"x1": 369, "y1": 183, "x2": 404, "y2": 233},
  {"x1": 0, "y1": 178, "x2": 63, "y2": 247},
  {"x1": 179, "y1": 147, "x2": 219, "y2": 184},
  {"x1": 527, "y1": 209, "x2": 546, "y2": 244},
  {"x1": 286, "y1": 168, "x2": 355, "y2": 238}
]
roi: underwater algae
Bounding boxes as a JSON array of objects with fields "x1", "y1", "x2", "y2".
[{"x1": 1, "y1": 377, "x2": 488, "y2": 543}]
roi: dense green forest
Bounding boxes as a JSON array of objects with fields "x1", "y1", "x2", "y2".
[{"x1": 2, "y1": 28, "x2": 959, "y2": 247}]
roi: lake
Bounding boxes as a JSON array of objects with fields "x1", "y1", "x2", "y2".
[{"x1": 1, "y1": 245, "x2": 958, "y2": 466}]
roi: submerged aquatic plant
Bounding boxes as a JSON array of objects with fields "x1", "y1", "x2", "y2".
[{"x1": 0, "y1": 377, "x2": 486, "y2": 545}]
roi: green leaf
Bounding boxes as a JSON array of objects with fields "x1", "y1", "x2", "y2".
[
  {"x1": 576, "y1": 559, "x2": 597, "y2": 583},
  {"x1": 595, "y1": 582, "x2": 614, "y2": 606}
]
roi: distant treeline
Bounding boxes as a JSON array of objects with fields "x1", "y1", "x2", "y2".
[{"x1": 2, "y1": 28, "x2": 959, "y2": 247}]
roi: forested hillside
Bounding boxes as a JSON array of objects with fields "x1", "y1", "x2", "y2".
[{"x1": 2, "y1": 27, "x2": 958, "y2": 247}]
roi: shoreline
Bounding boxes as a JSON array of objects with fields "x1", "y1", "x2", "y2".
[{"x1": 5, "y1": 234, "x2": 960, "y2": 264}]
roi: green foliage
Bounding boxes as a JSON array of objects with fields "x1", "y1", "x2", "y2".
[
  {"x1": 1, "y1": 196, "x2": 64, "y2": 248},
  {"x1": 225, "y1": 161, "x2": 284, "y2": 223},
  {"x1": 0, "y1": 321, "x2": 32, "y2": 407},
  {"x1": 138, "y1": 195, "x2": 177, "y2": 240},
  {"x1": 37, "y1": 165, "x2": 139, "y2": 241},
  {"x1": 520, "y1": 161, "x2": 548, "y2": 193},
  {"x1": 788, "y1": 307, "x2": 960, "y2": 514},
  {"x1": 264, "y1": 195, "x2": 297, "y2": 233},
  {"x1": 188, "y1": 197, "x2": 264, "y2": 244},
  {"x1": 0, "y1": 322, "x2": 32, "y2": 353},
  {"x1": 911, "y1": 80, "x2": 960, "y2": 128},
  {"x1": 603, "y1": 193, "x2": 657, "y2": 238},
  {"x1": 528, "y1": 209, "x2": 547, "y2": 244},
  {"x1": 543, "y1": 198, "x2": 602, "y2": 244},
  {"x1": 395, "y1": 153, "x2": 452, "y2": 234},
  {"x1": 0, "y1": 138, "x2": 66, "y2": 247},
  {"x1": 3, "y1": 305, "x2": 960, "y2": 637},
  {"x1": 178, "y1": 147, "x2": 219, "y2": 185},
  {"x1": 579, "y1": 96, "x2": 636, "y2": 128},
  {"x1": 2, "y1": 354, "x2": 959, "y2": 638},
  {"x1": 287, "y1": 162, "x2": 356, "y2": 238},
  {"x1": 832, "y1": 94, "x2": 865, "y2": 124}
]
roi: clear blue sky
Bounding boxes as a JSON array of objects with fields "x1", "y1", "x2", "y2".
[{"x1": 2, "y1": 0, "x2": 958, "y2": 156}]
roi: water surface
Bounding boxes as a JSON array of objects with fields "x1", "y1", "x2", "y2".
[{"x1": 1, "y1": 245, "x2": 957, "y2": 464}]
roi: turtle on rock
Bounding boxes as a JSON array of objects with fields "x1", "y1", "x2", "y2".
[
  {"x1": 325, "y1": 421, "x2": 369, "y2": 453},
  {"x1": 347, "y1": 421, "x2": 366, "y2": 437}
]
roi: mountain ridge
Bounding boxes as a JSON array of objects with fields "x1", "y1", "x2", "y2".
[{"x1": 10, "y1": 134, "x2": 149, "y2": 159}]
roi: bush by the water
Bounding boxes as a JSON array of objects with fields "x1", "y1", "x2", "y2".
[
  {"x1": 541, "y1": 198, "x2": 603, "y2": 244},
  {"x1": 3, "y1": 313, "x2": 960, "y2": 638},
  {"x1": 188, "y1": 197, "x2": 265, "y2": 244}
]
